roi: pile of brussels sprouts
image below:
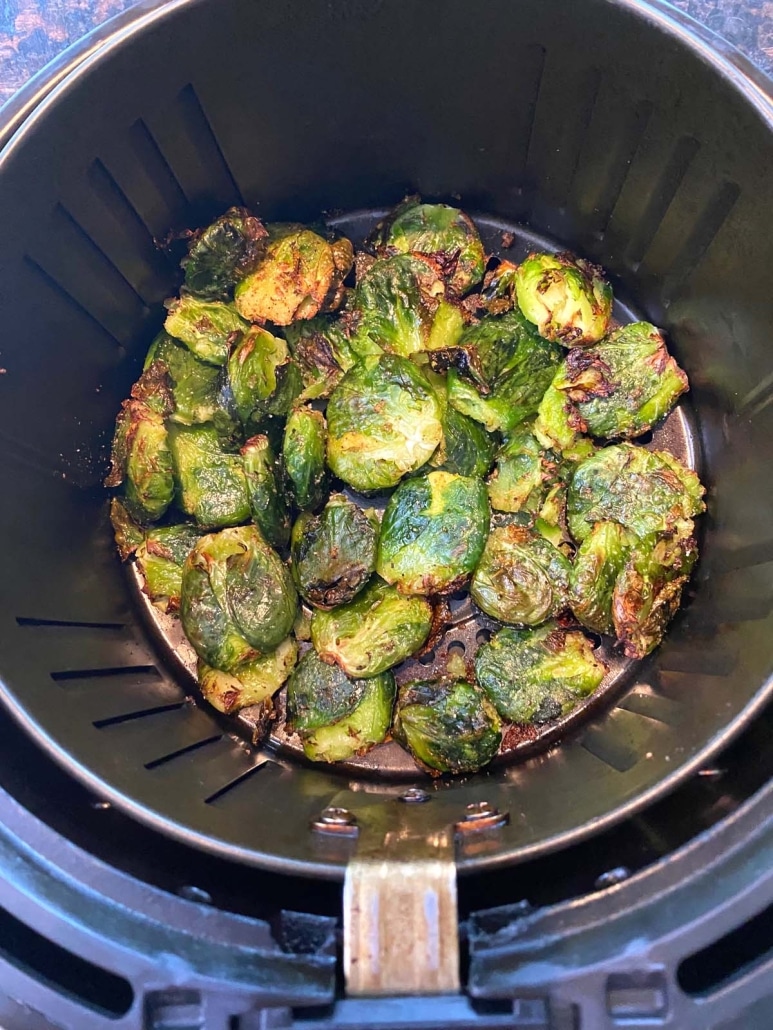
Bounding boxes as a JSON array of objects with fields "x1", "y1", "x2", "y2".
[{"x1": 106, "y1": 198, "x2": 705, "y2": 776}]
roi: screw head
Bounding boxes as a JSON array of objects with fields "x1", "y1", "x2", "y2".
[
  {"x1": 399, "y1": 788, "x2": 431, "y2": 804},
  {"x1": 464, "y1": 801, "x2": 498, "y2": 821},
  {"x1": 594, "y1": 866, "x2": 630, "y2": 890},
  {"x1": 319, "y1": 806, "x2": 357, "y2": 825}
]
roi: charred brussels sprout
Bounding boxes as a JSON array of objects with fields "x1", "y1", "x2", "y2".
[
  {"x1": 287, "y1": 650, "x2": 395, "y2": 762},
  {"x1": 283, "y1": 407, "x2": 329, "y2": 510},
  {"x1": 181, "y1": 526, "x2": 297, "y2": 668},
  {"x1": 144, "y1": 332, "x2": 227, "y2": 427},
  {"x1": 486, "y1": 424, "x2": 561, "y2": 514},
  {"x1": 182, "y1": 207, "x2": 268, "y2": 301},
  {"x1": 479, "y1": 260, "x2": 518, "y2": 315},
  {"x1": 471, "y1": 524, "x2": 571, "y2": 625},
  {"x1": 327, "y1": 355, "x2": 443, "y2": 492},
  {"x1": 515, "y1": 252, "x2": 612, "y2": 346},
  {"x1": 569, "y1": 521, "x2": 635, "y2": 634},
  {"x1": 394, "y1": 680, "x2": 502, "y2": 775},
  {"x1": 612, "y1": 525, "x2": 698, "y2": 658},
  {"x1": 429, "y1": 309, "x2": 545, "y2": 394},
  {"x1": 168, "y1": 424, "x2": 250, "y2": 529},
  {"x1": 549, "y1": 323, "x2": 689, "y2": 440},
  {"x1": 135, "y1": 523, "x2": 200, "y2": 613},
  {"x1": 377, "y1": 472, "x2": 490, "y2": 595},
  {"x1": 567, "y1": 443, "x2": 705, "y2": 542},
  {"x1": 291, "y1": 495, "x2": 378, "y2": 609},
  {"x1": 445, "y1": 329, "x2": 562, "y2": 436},
  {"x1": 105, "y1": 399, "x2": 174, "y2": 524},
  {"x1": 197, "y1": 636, "x2": 297, "y2": 715},
  {"x1": 284, "y1": 316, "x2": 356, "y2": 401},
  {"x1": 164, "y1": 296, "x2": 248, "y2": 366},
  {"x1": 109, "y1": 497, "x2": 145, "y2": 560},
  {"x1": 311, "y1": 577, "x2": 433, "y2": 677},
  {"x1": 234, "y1": 224, "x2": 353, "y2": 325},
  {"x1": 348, "y1": 254, "x2": 463, "y2": 359},
  {"x1": 371, "y1": 199, "x2": 486, "y2": 295},
  {"x1": 227, "y1": 326, "x2": 301, "y2": 423},
  {"x1": 241, "y1": 435, "x2": 291, "y2": 550},
  {"x1": 475, "y1": 623, "x2": 606, "y2": 724}
]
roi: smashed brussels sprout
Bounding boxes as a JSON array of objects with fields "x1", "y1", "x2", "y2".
[
  {"x1": 471, "y1": 523, "x2": 571, "y2": 625},
  {"x1": 181, "y1": 526, "x2": 297, "y2": 669},
  {"x1": 475, "y1": 622, "x2": 606, "y2": 724},
  {"x1": 227, "y1": 326, "x2": 301, "y2": 423},
  {"x1": 197, "y1": 636, "x2": 297, "y2": 714},
  {"x1": 144, "y1": 332, "x2": 227, "y2": 427},
  {"x1": 569, "y1": 521, "x2": 635, "y2": 634},
  {"x1": 515, "y1": 251, "x2": 612, "y2": 346},
  {"x1": 168, "y1": 423, "x2": 250, "y2": 529},
  {"x1": 429, "y1": 377, "x2": 496, "y2": 478},
  {"x1": 287, "y1": 650, "x2": 395, "y2": 762},
  {"x1": 283, "y1": 407, "x2": 329, "y2": 510},
  {"x1": 136, "y1": 523, "x2": 200, "y2": 613},
  {"x1": 291, "y1": 494, "x2": 378, "y2": 609},
  {"x1": 183, "y1": 207, "x2": 268, "y2": 301},
  {"x1": 284, "y1": 316, "x2": 356, "y2": 401},
  {"x1": 394, "y1": 680, "x2": 502, "y2": 774},
  {"x1": 326, "y1": 355, "x2": 443, "y2": 492},
  {"x1": 612, "y1": 525, "x2": 698, "y2": 658},
  {"x1": 371, "y1": 199, "x2": 486, "y2": 295},
  {"x1": 105, "y1": 398, "x2": 175, "y2": 524},
  {"x1": 377, "y1": 471, "x2": 490, "y2": 595},
  {"x1": 241, "y1": 435, "x2": 291, "y2": 550},
  {"x1": 486, "y1": 424, "x2": 561, "y2": 514},
  {"x1": 567, "y1": 443, "x2": 705, "y2": 542},
  {"x1": 348, "y1": 254, "x2": 463, "y2": 359},
  {"x1": 311, "y1": 577, "x2": 433, "y2": 677},
  {"x1": 235, "y1": 224, "x2": 353, "y2": 325},
  {"x1": 549, "y1": 322, "x2": 688, "y2": 440},
  {"x1": 164, "y1": 296, "x2": 248, "y2": 366}
]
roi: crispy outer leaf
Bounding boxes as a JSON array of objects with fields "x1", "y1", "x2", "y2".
[
  {"x1": 164, "y1": 296, "x2": 248, "y2": 366},
  {"x1": 283, "y1": 407, "x2": 329, "y2": 511},
  {"x1": 197, "y1": 637, "x2": 297, "y2": 714},
  {"x1": 144, "y1": 331, "x2": 228, "y2": 427},
  {"x1": 105, "y1": 399, "x2": 174, "y2": 524},
  {"x1": 182, "y1": 207, "x2": 268, "y2": 301},
  {"x1": 569, "y1": 521, "x2": 635, "y2": 634}
]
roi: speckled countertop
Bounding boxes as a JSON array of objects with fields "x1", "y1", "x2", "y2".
[{"x1": 0, "y1": 0, "x2": 771, "y2": 106}]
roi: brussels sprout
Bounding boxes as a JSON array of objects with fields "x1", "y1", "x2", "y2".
[
  {"x1": 182, "y1": 207, "x2": 268, "y2": 301},
  {"x1": 168, "y1": 423, "x2": 251, "y2": 529},
  {"x1": 429, "y1": 378, "x2": 496, "y2": 478},
  {"x1": 135, "y1": 522, "x2": 200, "y2": 613},
  {"x1": 197, "y1": 636, "x2": 297, "y2": 715},
  {"x1": 370, "y1": 199, "x2": 486, "y2": 294},
  {"x1": 241, "y1": 435, "x2": 291, "y2": 550},
  {"x1": 515, "y1": 251, "x2": 612, "y2": 346},
  {"x1": 475, "y1": 622, "x2": 606, "y2": 724},
  {"x1": 429, "y1": 309, "x2": 546, "y2": 394},
  {"x1": 479, "y1": 260, "x2": 518, "y2": 315},
  {"x1": 109, "y1": 497, "x2": 145, "y2": 560},
  {"x1": 291, "y1": 495, "x2": 379, "y2": 609},
  {"x1": 227, "y1": 326, "x2": 301, "y2": 423},
  {"x1": 283, "y1": 407, "x2": 329, "y2": 511},
  {"x1": 612, "y1": 525, "x2": 698, "y2": 658},
  {"x1": 287, "y1": 650, "x2": 395, "y2": 762},
  {"x1": 164, "y1": 296, "x2": 248, "y2": 366},
  {"x1": 311, "y1": 577, "x2": 433, "y2": 677},
  {"x1": 284, "y1": 316, "x2": 357, "y2": 401},
  {"x1": 486, "y1": 424, "x2": 561, "y2": 514},
  {"x1": 569, "y1": 521, "x2": 635, "y2": 634},
  {"x1": 393, "y1": 680, "x2": 502, "y2": 775},
  {"x1": 534, "y1": 384, "x2": 585, "y2": 453},
  {"x1": 567, "y1": 443, "x2": 706, "y2": 542},
  {"x1": 377, "y1": 472, "x2": 490, "y2": 595},
  {"x1": 326, "y1": 355, "x2": 443, "y2": 492},
  {"x1": 181, "y1": 526, "x2": 297, "y2": 668},
  {"x1": 105, "y1": 399, "x2": 175, "y2": 523},
  {"x1": 144, "y1": 331, "x2": 228, "y2": 427},
  {"x1": 348, "y1": 254, "x2": 463, "y2": 359},
  {"x1": 549, "y1": 322, "x2": 689, "y2": 440},
  {"x1": 234, "y1": 224, "x2": 353, "y2": 325},
  {"x1": 446, "y1": 332, "x2": 562, "y2": 436},
  {"x1": 471, "y1": 523, "x2": 571, "y2": 625}
]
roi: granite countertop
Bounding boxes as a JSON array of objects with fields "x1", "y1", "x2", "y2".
[{"x1": 0, "y1": 0, "x2": 771, "y2": 107}]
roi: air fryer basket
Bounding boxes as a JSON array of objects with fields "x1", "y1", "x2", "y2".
[{"x1": 0, "y1": 0, "x2": 772, "y2": 882}]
